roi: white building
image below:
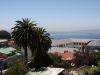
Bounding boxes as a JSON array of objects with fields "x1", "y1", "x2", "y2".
[
  {"x1": 52, "y1": 38, "x2": 100, "y2": 49},
  {"x1": 48, "y1": 47, "x2": 78, "y2": 53}
]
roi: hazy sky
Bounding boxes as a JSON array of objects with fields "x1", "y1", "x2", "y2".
[{"x1": 0, "y1": 0, "x2": 100, "y2": 31}]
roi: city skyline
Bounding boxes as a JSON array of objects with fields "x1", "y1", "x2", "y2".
[{"x1": 0, "y1": 0, "x2": 100, "y2": 31}]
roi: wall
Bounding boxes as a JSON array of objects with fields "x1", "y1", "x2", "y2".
[{"x1": 0, "y1": 58, "x2": 7, "y2": 70}]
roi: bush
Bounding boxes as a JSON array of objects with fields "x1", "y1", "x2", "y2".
[
  {"x1": 5, "y1": 57, "x2": 27, "y2": 75},
  {"x1": 49, "y1": 53, "x2": 70, "y2": 68},
  {"x1": 85, "y1": 67, "x2": 100, "y2": 75},
  {"x1": 33, "y1": 53, "x2": 54, "y2": 69}
]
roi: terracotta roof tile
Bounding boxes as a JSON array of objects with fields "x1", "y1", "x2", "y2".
[{"x1": 54, "y1": 51, "x2": 75, "y2": 62}]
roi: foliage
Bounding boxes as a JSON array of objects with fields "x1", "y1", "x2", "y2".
[
  {"x1": 14, "y1": 44, "x2": 21, "y2": 51},
  {"x1": 85, "y1": 67, "x2": 100, "y2": 75},
  {"x1": 49, "y1": 53, "x2": 62, "y2": 63},
  {"x1": 97, "y1": 61, "x2": 100, "y2": 67},
  {"x1": 0, "y1": 30, "x2": 11, "y2": 39},
  {"x1": 33, "y1": 53, "x2": 53, "y2": 69},
  {"x1": 49, "y1": 53, "x2": 70, "y2": 68},
  {"x1": 30, "y1": 27, "x2": 52, "y2": 56},
  {"x1": 59, "y1": 44, "x2": 64, "y2": 47},
  {"x1": 95, "y1": 52, "x2": 100, "y2": 61},
  {"x1": 5, "y1": 57, "x2": 27, "y2": 75},
  {"x1": 74, "y1": 46, "x2": 95, "y2": 66},
  {"x1": 11, "y1": 18, "x2": 37, "y2": 61},
  {"x1": 30, "y1": 27, "x2": 52, "y2": 69}
]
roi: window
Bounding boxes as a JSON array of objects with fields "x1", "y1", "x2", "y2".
[
  {"x1": 82, "y1": 43, "x2": 84, "y2": 45},
  {"x1": 76, "y1": 42, "x2": 78, "y2": 45},
  {"x1": 74, "y1": 42, "x2": 76, "y2": 45},
  {"x1": 79, "y1": 43, "x2": 81, "y2": 45}
]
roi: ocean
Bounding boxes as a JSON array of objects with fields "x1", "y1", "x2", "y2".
[
  {"x1": 49, "y1": 31, "x2": 100, "y2": 39},
  {"x1": 9, "y1": 30, "x2": 100, "y2": 39}
]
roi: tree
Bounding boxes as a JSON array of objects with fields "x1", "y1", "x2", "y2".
[
  {"x1": 74, "y1": 46, "x2": 95, "y2": 66},
  {"x1": 85, "y1": 67, "x2": 100, "y2": 75},
  {"x1": 30, "y1": 27, "x2": 52, "y2": 69},
  {"x1": 49, "y1": 53, "x2": 70, "y2": 68},
  {"x1": 5, "y1": 57, "x2": 27, "y2": 75},
  {"x1": 0, "y1": 30, "x2": 11, "y2": 39},
  {"x1": 30, "y1": 27, "x2": 52, "y2": 55},
  {"x1": 11, "y1": 18, "x2": 37, "y2": 61},
  {"x1": 95, "y1": 52, "x2": 100, "y2": 61}
]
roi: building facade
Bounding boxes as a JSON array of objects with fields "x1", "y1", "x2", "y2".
[
  {"x1": 0, "y1": 47, "x2": 23, "y2": 70},
  {"x1": 52, "y1": 38, "x2": 99, "y2": 49}
]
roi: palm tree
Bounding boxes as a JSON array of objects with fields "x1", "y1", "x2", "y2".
[
  {"x1": 30, "y1": 27, "x2": 52, "y2": 68},
  {"x1": 11, "y1": 18, "x2": 37, "y2": 61},
  {"x1": 30, "y1": 27, "x2": 52, "y2": 55}
]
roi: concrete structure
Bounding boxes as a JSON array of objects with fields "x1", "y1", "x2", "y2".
[
  {"x1": 52, "y1": 38, "x2": 99, "y2": 49},
  {"x1": 48, "y1": 47, "x2": 78, "y2": 53},
  {"x1": 26, "y1": 67, "x2": 64, "y2": 75},
  {"x1": 0, "y1": 47, "x2": 23, "y2": 70}
]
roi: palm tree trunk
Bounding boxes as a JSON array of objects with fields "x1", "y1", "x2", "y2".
[
  {"x1": 24, "y1": 33, "x2": 28, "y2": 62},
  {"x1": 25, "y1": 45, "x2": 28, "y2": 62},
  {"x1": 32, "y1": 52, "x2": 34, "y2": 56}
]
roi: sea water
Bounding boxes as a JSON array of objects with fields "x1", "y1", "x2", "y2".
[{"x1": 49, "y1": 31, "x2": 100, "y2": 39}]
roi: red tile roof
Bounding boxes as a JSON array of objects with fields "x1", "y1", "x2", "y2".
[
  {"x1": 54, "y1": 51, "x2": 75, "y2": 62},
  {"x1": 0, "y1": 53, "x2": 8, "y2": 59}
]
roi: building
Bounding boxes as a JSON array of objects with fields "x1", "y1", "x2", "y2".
[
  {"x1": 26, "y1": 67, "x2": 64, "y2": 75},
  {"x1": 87, "y1": 39, "x2": 100, "y2": 50},
  {"x1": 48, "y1": 47, "x2": 78, "y2": 53},
  {"x1": 52, "y1": 38, "x2": 99, "y2": 49},
  {"x1": 54, "y1": 51, "x2": 75, "y2": 63},
  {"x1": 49, "y1": 38, "x2": 100, "y2": 63},
  {"x1": 0, "y1": 39, "x2": 15, "y2": 48},
  {"x1": 0, "y1": 39, "x2": 8, "y2": 48},
  {"x1": 0, "y1": 47, "x2": 23, "y2": 70},
  {"x1": 0, "y1": 53, "x2": 8, "y2": 70}
]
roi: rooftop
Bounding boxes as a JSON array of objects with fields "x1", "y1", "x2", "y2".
[
  {"x1": 52, "y1": 38, "x2": 72, "y2": 46},
  {"x1": 26, "y1": 67, "x2": 64, "y2": 75},
  {"x1": 55, "y1": 52, "x2": 75, "y2": 62},
  {"x1": 0, "y1": 53, "x2": 8, "y2": 59},
  {"x1": 87, "y1": 39, "x2": 100, "y2": 46},
  {"x1": 52, "y1": 38, "x2": 100, "y2": 46},
  {"x1": 0, "y1": 39, "x2": 7, "y2": 42},
  {"x1": 0, "y1": 47, "x2": 16, "y2": 55}
]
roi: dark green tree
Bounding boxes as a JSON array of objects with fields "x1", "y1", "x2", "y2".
[
  {"x1": 49, "y1": 53, "x2": 70, "y2": 68},
  {"x1": 5, "y1": 57, "x2": 27, "y2": 75},
  {"x1": 0, "y1": 30, "x2": 11, "y2": 39},
  {"x1": 85, "y1": 67, "x2": 100, "y2": 75},
  {"x1": 30, "y1": 27, "x2": 52, "y2": 69},
  {"x1": 11, "y1": 18, "x2": 37, "y2": 61}
]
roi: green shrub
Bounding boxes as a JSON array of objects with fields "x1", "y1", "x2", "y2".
[{"x1": 85, "y1": 67, "x2": 100, "y2": 75}]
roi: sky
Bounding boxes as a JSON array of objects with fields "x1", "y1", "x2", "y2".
[{"x1": 0, "y1": 0, "x2": 100, "y2": 31}]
